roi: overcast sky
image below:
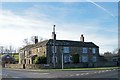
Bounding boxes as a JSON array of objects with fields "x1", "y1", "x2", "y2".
[{"x1": 0, "y1": 1, "x2": 118, "y2": 54}]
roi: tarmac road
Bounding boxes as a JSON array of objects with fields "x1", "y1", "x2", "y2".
[{"x1": 1, "y1": 68, "x2": 120, "y2": 80}]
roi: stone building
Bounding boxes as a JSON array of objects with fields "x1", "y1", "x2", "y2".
[{"x1": 19, "y1": 26, "x2": 99, "y2": 68}]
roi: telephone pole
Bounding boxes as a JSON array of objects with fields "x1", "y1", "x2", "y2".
[{"x1": 52, "y1": 25, "x2": 56, "y2": 68}]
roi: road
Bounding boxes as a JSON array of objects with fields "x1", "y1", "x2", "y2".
[{"x1": 1, "y1": 68, "x2": 120, "y2": 80}]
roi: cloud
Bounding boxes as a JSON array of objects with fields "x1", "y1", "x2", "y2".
[
  {"x1": 0, "y1": 9, "x2": 54, "y2": 47},
  {"x1": 0, "y1": 3, "x2": 117, "y2": 54}
]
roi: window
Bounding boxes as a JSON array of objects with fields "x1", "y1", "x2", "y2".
[
  {"x1": 6, "y1": 56, "x2": 10, "y2": 59},
  {"x1": 52, "y1": 46, "x2": 57, "y2": 53},
  {"x1": 92, "y1": 48, "x2": 96, "y2": 54},
  {"x1": 92, "y1": 56, "x2": 97, "y2": 62},
  {"x1": 63, "y1": 47, "x2": 69, "y2": 53},
  {"x1": 64, "y1": 55, "x2": 70, "y2": 63},
  {"x1": 82, "y1": 56, "x2": 88, "y2": 62},
  {"x1": 82, "y1": 48, "x2": 87, "y2": 53}
]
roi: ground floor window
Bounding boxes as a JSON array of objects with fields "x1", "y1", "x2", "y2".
[
  {"x1": 64, "y1": 55, "x2": 70, "y2": 63},
  {"x1": 82, "y1": 56, "x2": 88, "y2": 62},
  {"x1": 92, "y1": 56, "x2": 97, "y2": 62}
]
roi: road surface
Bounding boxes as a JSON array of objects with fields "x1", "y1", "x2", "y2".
[{"x1": 1, "y1": 68, "x2": 120, "y2": 80}]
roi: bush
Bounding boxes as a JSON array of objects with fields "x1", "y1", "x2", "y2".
[{"x1": 33, "y1": 56, "x2": 47, "y2": 64}]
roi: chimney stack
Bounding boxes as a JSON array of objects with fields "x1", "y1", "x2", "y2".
[
  {"x1": 80, "y1": 34, "x2": 84, "y2": 42},
  {"x1": 34, "y1": 36, "x2": 38, "y2": 44},
  {"x1": 52, "y1": 25, "x2": 56, "y2": 40}
]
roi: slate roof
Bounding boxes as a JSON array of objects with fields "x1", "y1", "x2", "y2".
[
  {"x1": 2, "y1": 54, "x2": 16, "y2": 61},
  {"x1": 47, "y1": 39, "x2": 99, "y2": 48},
  {"x1": 20, "y1": 39, "x2": 99, "y2": 50},
  {"x1": 20, "y1": 40, "x2": 49, "y2": 50}
]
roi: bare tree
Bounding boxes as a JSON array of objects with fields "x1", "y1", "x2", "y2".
[
  {"x1": 23, "y1": 38, "x2": 30, "y2": 45},
  {"x1": 39, "y1": 37, "x2": 43, "y2": 42},
  {"x1": 9, "y1": 45, "x2": 13, "y2": 53},
  {"x1": 4, "y1": 48, "x2": 10, "y2": 54},
  {"x1": 0, "y1": 46, "x2": 4, "y2": 54}
]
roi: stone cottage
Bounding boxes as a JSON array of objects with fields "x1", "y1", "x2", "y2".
[{"x1": 19, "y1": 25, "x2": 99, "y2": 68}]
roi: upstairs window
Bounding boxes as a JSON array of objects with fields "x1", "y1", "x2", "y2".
[
  {"x1": 92, "y1": 48, "x2": 96, "y2": 54},
  {"x1": 63, "y1": 47, "x2": 69, "y2": 53},
  {"x1": 82, "y1": 48, "x2": 87, "y2": 53}
]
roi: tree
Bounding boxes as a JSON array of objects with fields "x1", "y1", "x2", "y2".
[
  {"x1": 9, "y1": 45, "x2": 14, "y2": 53},
  {"x1": 23, "y1": 38, "x2": 30, "y2": 45},
  {"x1": 0, "y1": 46, "x2": 4, "y2": 54}
]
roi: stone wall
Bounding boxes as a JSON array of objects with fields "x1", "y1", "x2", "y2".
[
  {"x1": 5, "y1": 64, "x2": 51, "y2": 69},
  {"x1": 5, "y1": 64, "x2": 24, "y2": 69},
  {"x1": 4, "y1": 62, "x2": 118, "y2": 69},
  {"x1": 96, "y1": 61, "x2": 117, "y2": 67},
  {"x1": 64, "y1": 63, "x2": 84, "y2": 68},
  {"x1": 25, "y1": 64, "x2": 51, "y2": 69}
]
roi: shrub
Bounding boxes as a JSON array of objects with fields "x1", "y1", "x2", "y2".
[{"x1": 33, "y1": 55, "x2": 47, "y2": 64}]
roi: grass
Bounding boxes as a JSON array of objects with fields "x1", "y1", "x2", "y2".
[
  {"x1": 12, "y1": 54, "x2": 19, "y2": 61},
  {"x1": 41, "y1": 66, "x2": 120, "y2": 71},
  {"x1": 3, "y1": 66, "x2": 119, "y2": 73}
]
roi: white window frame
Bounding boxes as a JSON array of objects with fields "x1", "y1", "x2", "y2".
[
  {"x1": 82, "y1": 48, "x2": 87, "y2": 53},
  {"x1": 63, "y1": 47, "x2": 70, "y2": 53},
  {"x1": 82, "y1": 56, "x2": 88, "y2": 62},
  {"x1": 92, "y1": 48, "x2": 96, "y2": 54}
]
